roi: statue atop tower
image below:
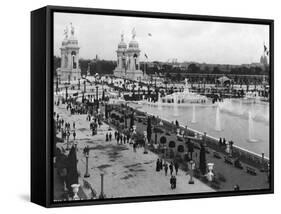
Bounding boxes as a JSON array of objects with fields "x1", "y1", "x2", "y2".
[
  {"x1": 132, "y1": 28, "x2": 136, "y2": 39},
  {"x1": 70, "y1": 22, "x2": 75, "y2": 36}
]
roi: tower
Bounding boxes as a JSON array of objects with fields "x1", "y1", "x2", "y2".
[
  {"x1": 57, "y1": 23, "x2": 81, "y2": 82},
  {"x1": 116, "y1": 33, "x2": 127, "y2": 73},
  {"x1": 127, "y1": 28, "x2": 141, "y2": 72},
  {"x1": 114, "y1": 28, "x2": 146, "y2": 81}
]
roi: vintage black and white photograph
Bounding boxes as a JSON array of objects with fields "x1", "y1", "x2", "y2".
[{"x1": 52, "y1": 12, "x2": 271, "y2": 202}]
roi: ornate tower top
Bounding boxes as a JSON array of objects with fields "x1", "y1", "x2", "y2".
[
  {"x1": 132, "y1": 28, "x2": 136, "y2": 39},
  {"x1": 63, "y1": 26, "x2": 68, "y2": 39},
  {"x1": 70, "y1": 23, "x2": 74, "y2": 36}
]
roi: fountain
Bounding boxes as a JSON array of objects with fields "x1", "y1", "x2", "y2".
[
  {"x1": 248, "y1": 111, "x2": 257, "y2": 142},
  {"x1": 173, "y1": 93, "x2": 179, "y2": 116},
  {"x1": 157, "y1": 93, "x2": 162, "y2": 111},
  {"x1": 156, "y1": 78, "x2": 210, "y2": 106},
  {"x1": 215, "y1": 106, "x2": 222, "y2": 131},
  {"x1": 191, "y1": 104, "x2": 196, "y2": 123}
]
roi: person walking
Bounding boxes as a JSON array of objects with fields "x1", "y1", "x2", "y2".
[
  {"x1": 156, "y1": 159, "x2": 160, "y2": 172},
  {"x1": 170, "y1": 176, "x2": 174, "y2": 189},
  {"x1": 106, "y1": 133, "x2": 109, "y2": 142},
  {"x1": 123, "y1": 134, "x2": 126, "y2": 144},
  {"x1": 109, "y1": 132, "x2": 112, "y2": 141},
  {"x1": 120, "y1": 134, "x2": 123, "y2": 144},
  {"x1": 174, "y1": 161, "x2": 179, "y2": 175},
  {"x1": 169, "y1": 163, "x2": 174, "y2": 176},
  {"x1": 173, "y1": 176, "x2": 177, "y2": 189},
  {"x1": 73, "y1": 131, "x2": 76, "y2": 140},
  {"x1": 73, "y1": 121, "x2": 76, "y2": 129}
]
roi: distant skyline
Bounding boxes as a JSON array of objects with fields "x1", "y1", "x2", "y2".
[{"x1": 54, "y1": 12, "x2": 270, "y2": 65}]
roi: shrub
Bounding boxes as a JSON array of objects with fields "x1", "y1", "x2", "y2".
[
  {"x1": 216, "y1": 173, "x2": 227, "y2": 182},
  {"x1": 160, "y1": 136, "x2": 167, "y2": 145}
]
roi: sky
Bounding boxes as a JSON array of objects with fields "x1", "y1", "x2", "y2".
[{"x1": 54, "y1": 12, "x2": 270, "y2": 65}]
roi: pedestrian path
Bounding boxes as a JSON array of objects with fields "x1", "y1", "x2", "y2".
[{"x1": 54, "y1": 104, "x2": 214, "y2": 199}]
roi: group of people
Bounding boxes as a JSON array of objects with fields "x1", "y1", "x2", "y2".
[
  {"x1": 114, "y1": 131, "x2": 130, "y2": 145},
  {"x1": 54, "y1": 112, "x2": 77, "y2": 143},
  {"x1": 156, "y1": 159, "x2": 179, "y2": 189},
  {"x1": 89, "y1": 116, "x2": 102, "y2": 136}
]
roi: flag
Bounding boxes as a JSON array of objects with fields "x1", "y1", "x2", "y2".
[
  {"x1": 148, "y1": 33, "x2": 152, "y2": 36},
  {"x1": 144, "y1": 53, "x2": 148, "y2": 59},
  {"x1": 86, "y1": 78, "x2": 91, "y2": 84},
  {"x1": 264, "y1": 44, "x2": 267, "y2": 52}
]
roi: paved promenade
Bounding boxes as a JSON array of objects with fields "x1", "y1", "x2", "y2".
[{"x1": 54, "y1": 103, "x2": 214, "y2": 199}]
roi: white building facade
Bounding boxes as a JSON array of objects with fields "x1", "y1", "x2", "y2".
[{"x1": 114, "y1": 29, "x2": 147, "y2": 81}]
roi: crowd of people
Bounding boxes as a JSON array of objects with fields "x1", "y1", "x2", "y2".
[{"x1": 155, "y1": 158, "x2": 180, "y2": 189}]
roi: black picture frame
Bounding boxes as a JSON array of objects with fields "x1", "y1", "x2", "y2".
[{"x1": 31, "y1": 5, "x2": 274, "y2": 208}]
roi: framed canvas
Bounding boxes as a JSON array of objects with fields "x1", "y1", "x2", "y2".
[{"x1": 31, "y1": 5, "x2": 274, "y2": 208}]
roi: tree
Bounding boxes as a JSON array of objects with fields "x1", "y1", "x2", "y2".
[
  {"x1": 186, "y1": 139, "x2": 194, "y2": 160},
  {"x1": 66, "y1": 146, "x2": 79, "y2": 191},
  {"x1": 188, "y1": 63, "x2": 200, "y2": 73},
  {"x1": 199, "y1": 145, "x2": 207, "y2": 175},
  {"x1": 130, "y1": 112, "x2": 135, "y2": 128},
  {"x1": 102, "y1": 90, "x2": 105, "y2": 101}
]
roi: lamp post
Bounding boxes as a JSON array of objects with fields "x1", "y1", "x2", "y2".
[
  {"x1": 84, "y1": 154, "x2": 90, "y2": 178},
  {"x1": 83, "y1": 80, "x2": 86, "y2": 93},
  {"x1": 65, "y1": 86, "x2": 68, "y2": 101},
  {"x1": 66, "y1": 131, "x2": 70, "y2": 150},
  {"x1": 56, "y1": 75, "x2": 59, "y2": 94},
  {"x1": 163, "y1": 146, "x2": 167, "y2": 164},
  {"x1": 78, "y1": 78, "x2": 80, "y2": 90},
  {"x1": 261, "y1": 153, "x2": 265, "y2": 172},
  {"x1": 99, "y1": 172, "x2": 105, "y2": 199},
  {"x1": 188, "y1": 160, "x2": 195, "y2": 184},
  {"x1": 267, "y1": 163, "x2": 270, "y2": 183},
  {"x1": 96, "y1": 85, "x2": 99, "y2": 100},
  {"x1": 143, "y1": 131, "x2": 148, "y2": 154}
]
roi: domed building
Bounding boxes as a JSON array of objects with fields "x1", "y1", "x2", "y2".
[
  {"x1": 56, "y1": 23, "x2": 81, "y2": 82},
  {"x1": 114, "y1": 29, "x2": 147, "y2": 81}
]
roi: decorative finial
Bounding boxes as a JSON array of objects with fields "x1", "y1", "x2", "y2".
[
  {"x1": 121, "y1": 31, "x2": 124, "y2": 42},
  {"x1": 132, "y1": 28, "x2": 136, "y2": 39},
  {"x1": 70, "y1": 22, "x2": 74, "y2": 36},
  {"x1": 64, "y1": 26, "x2": 68, "y2": 39}
]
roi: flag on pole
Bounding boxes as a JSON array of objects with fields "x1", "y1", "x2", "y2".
[
  {"x1": 148, "y1": 33, "x2": 152, "y2": 36},
  {"x1": 264, "y1": 44, "x2": 267, "y2": 52}
]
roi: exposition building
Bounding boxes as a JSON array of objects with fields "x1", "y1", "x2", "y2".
[
  {"x1": 114, "y1": 29, "x2": 148, "y2": 81},
  {"x1": 56, "y1": 23, "x2": 81, "y2": 82}
]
